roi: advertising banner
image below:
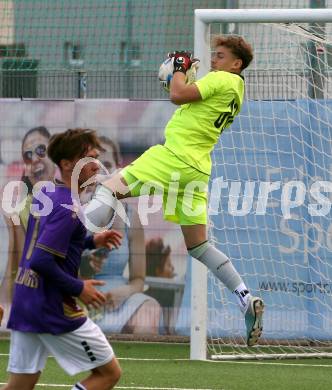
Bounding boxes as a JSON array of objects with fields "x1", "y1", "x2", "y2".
[{"x1": 0, "y1": 99, "x2": 332, "y2": 340}]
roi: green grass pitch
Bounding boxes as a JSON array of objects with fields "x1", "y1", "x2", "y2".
[{"x1": 0, "y1": 339, "x2": 332, "y2": 389}]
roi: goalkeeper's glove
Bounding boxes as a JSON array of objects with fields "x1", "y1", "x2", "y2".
[{"x1": 169, "y1": 51, "x2": 199, "y2": 75}]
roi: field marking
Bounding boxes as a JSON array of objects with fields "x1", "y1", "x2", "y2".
[
  {"x1": 1, "y1": 352, "x2": 332, "y2": 368},
  {"x1": 212, "y1": 360, "x2": 332, "y2": 368},
  {"x1": 120, "y1": 357, "x2": 332, "y2": 367},
  {"x1": 0, "y1": 384, "x2": 216, "y2": 390},
  {"x1": 118, "y1": 357, "x2": 190, "y2": 361},
  {"x1": 0, "y1": 353, "x2": 191, "y2": 361}
]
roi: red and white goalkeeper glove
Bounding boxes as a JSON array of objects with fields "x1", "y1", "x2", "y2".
[{"x1": 168, "y1": 51, "x2": 200, "y2": 75}]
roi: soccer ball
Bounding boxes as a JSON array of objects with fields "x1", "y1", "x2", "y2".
[{"x1": 158, "y1": 57, "x2": 174, "y2": 92}]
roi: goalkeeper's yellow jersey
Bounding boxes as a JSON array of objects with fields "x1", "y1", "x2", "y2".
[{"x1": 164, "y1": 70, "x2": 244, "y2": 175}]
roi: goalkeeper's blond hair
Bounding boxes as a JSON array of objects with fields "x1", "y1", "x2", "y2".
[{"x1": 212, "y1": 35, "x2": 253, "y2": 71}]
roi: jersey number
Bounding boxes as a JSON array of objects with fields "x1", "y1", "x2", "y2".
[{"x1": 214, "y1": 99, "x2": 238, "y2": 130}]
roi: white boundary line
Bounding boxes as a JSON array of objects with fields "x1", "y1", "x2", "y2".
[
  {"x1": 210, "y1": 360, "x2": 332, "y2": 368},
  {"x1": 119, "y1": 357, "x2": 332, "y2": 368},
  {"x1": 0, "y1": 353, "x2": 332, "y2": 368},
  {"x1": 120, "y1": 358, "x2": 332, "y2": 368},
  {"x1": 0, "y1": 385, "x2": 216, "y2": 390},
  {"x1": 1, "y1": 353, "x2": 332, "y2": 367}
]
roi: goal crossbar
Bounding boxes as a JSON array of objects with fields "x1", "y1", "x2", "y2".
[
  {"x1": 195, "y1": 8, "x2": 332, "y2": 24},
  {"x1": 194, "y1": 8, "x2": 332, "y2": 78}
]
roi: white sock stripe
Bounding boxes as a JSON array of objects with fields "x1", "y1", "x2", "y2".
[
  {"x1": 234, "y1": 289, "x2": 247, "y2": 307},
  {"x1": 74, "y1": 383, "x2": 86, "y2": 390}
]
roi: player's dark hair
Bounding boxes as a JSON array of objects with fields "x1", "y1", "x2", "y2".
[
  {"x1": 212, "y1": 35, "x2": 253, "y2": 70},
  {"x1": 47, "y1": 128, "x2": 102, "y2": 168},
  {"x1": 98, "y1": 135, "x2": 122, "y2": 167},
  {"x1": 146, "y1": 238, "x2": 171, "y2": 277}
]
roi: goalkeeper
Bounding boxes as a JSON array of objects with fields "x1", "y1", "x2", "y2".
[{"x1": 85, "y1": 35, "x2": 264, "y2": 346}]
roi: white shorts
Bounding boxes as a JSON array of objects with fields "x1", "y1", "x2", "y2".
[{"x1": 7, "y1": 318, "x2": 114, "y2": 376}]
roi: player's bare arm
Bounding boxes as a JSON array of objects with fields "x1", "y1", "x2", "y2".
[{"x1": 170, "y1": 72, "x2": 201, "y2": 105}]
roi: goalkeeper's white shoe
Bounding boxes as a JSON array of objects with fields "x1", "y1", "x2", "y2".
[{"x1": 245, "y1": 297, "x2": 264, "y2": 347}]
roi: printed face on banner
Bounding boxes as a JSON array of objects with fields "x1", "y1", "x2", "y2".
[{"x1": 0, "y1": 100, "x2": 189, "y2": 336}]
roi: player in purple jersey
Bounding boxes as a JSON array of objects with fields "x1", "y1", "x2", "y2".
[{"x1": 2, "y1": 129, "x2": 123, "y2": 390}]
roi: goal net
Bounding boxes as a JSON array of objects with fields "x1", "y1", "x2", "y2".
[{"x1": 193, "y1": 9, "x2": 332, "y2": 360}]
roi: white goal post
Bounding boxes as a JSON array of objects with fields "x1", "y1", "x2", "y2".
[
  {"x1": 195, "y1": 8, "x2": 332, "y2": 77},
  {"x1": 191, "y1": 8, "x2": 332, "y2": 361}
]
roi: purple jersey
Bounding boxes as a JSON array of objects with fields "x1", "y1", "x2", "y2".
[{"x1": 8, "y1": 182, "x2": 87, "y2": 334}]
